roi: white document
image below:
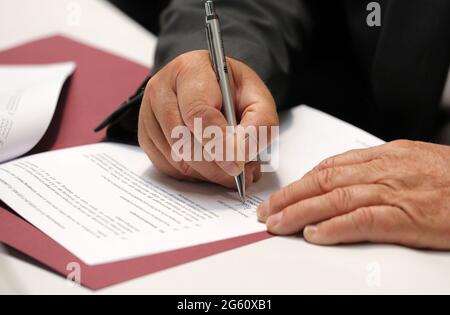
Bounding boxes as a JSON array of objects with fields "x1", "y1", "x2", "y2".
[
  {"x1": 0, "y1": 62, "x2": 76, "y2": 163},
  {"x1": 0, "y1": 106, "x2": 384, "y2": 265}
]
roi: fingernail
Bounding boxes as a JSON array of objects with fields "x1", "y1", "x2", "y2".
[
  {"x1": 266, "y1": 212, "x2": 283, "y2": 231},
  {"x1": 220, "y1": 161, "x2": 242, "y2": 176},
  {"x1": 257, "y1": 201, "x2": 270, "y2": 221},
  {"x1": 303, "y1": 225, "x2": 318, "y2": 241}
]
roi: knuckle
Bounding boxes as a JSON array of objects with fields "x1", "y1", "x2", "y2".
[
  {"x1": 184, "y1": 102, "x2": 210, "y2": 122},
  {"x1": 315, "y1": 168, "x2": 336, "y2": 192},
  {"x1": 351, "y1": 207, "x2": 375, "y2": 232},
  {"x1": 367, "y1": 158, "x2": 388, "y2": 174},
  {"x1": 146, "y1": 77, "x2": 161, "y2": 100},
  {"x1": 389, "y1": 139, "x2": 414, "y2": 149},
  {"x1": 174, "y1": 51, "x2": 209, "y2": 74},
  {"x1": 173, "y1": 52, "x2": 192, "y2": 70},
  {"x1": 318, "y1": 156, "x2": 337, "y2": 170},
  {"x1": 378, "y1": 184, "x2": 395, "y2": 202},
  {"x1": 145, "y1": 89, "x2": 163, "y2": 114},
  {"x1": 330, "y1": 188, "x2": 351, "y2": 211},
  {"x1": 379, "y1": 178, "x2": 403, "y2": 192}
]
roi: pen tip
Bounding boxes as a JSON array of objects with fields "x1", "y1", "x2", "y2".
[{"x1": 235, "y1": 173, "x2": 246, "y2": 204}]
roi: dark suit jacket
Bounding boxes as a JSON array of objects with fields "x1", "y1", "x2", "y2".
[{"x1": 100, "y1": 0, "x2": 450, "y2": 143}]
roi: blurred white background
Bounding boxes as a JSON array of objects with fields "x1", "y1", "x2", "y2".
[{"x1": 0, "y1": 0, "x2": 157, "y2": 67}]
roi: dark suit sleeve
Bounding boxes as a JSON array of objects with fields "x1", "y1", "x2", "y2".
[
  {"x1": 155, "y1": 0, "x2": 310, "y2": 103},
  {"x1": 102, "y1": 0, "x2": 311, "y2": 144}
]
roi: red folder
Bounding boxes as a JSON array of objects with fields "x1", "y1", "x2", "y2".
[{"x1": 0, "y1": 36, "x2": 270, "y2": 290}]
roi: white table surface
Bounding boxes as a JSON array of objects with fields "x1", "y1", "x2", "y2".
[{"x1": 1, "y1": 0, "x2": 450, "y2": 295}]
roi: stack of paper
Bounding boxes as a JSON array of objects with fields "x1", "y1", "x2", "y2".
[
  {"x1": 0, "y1": 62, "x2": 75, "y2": 163},
  {"x1": 0, "y1": 106, "x2": 384, "y2": 266}
]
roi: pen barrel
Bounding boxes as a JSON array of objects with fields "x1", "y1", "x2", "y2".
[
  {"x1": 206, "y1": 18, "x2": 238, "y2": 128},
  {"x1": 206, "y1": 3, "x2": 246, "y2": 201}
]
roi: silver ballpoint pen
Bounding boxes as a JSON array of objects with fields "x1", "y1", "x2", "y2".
[{"x1": 205, "y1": 0, "x2": 246, "y2": 203}]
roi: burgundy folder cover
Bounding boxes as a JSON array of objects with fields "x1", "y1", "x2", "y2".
[{"x1": 0, "y1": 35, "x2": 270, "y2": 290}]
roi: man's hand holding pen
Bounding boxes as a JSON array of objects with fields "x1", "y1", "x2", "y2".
[{"x1": 138, "y1": 51, "x2": 278, "y2": 191}]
